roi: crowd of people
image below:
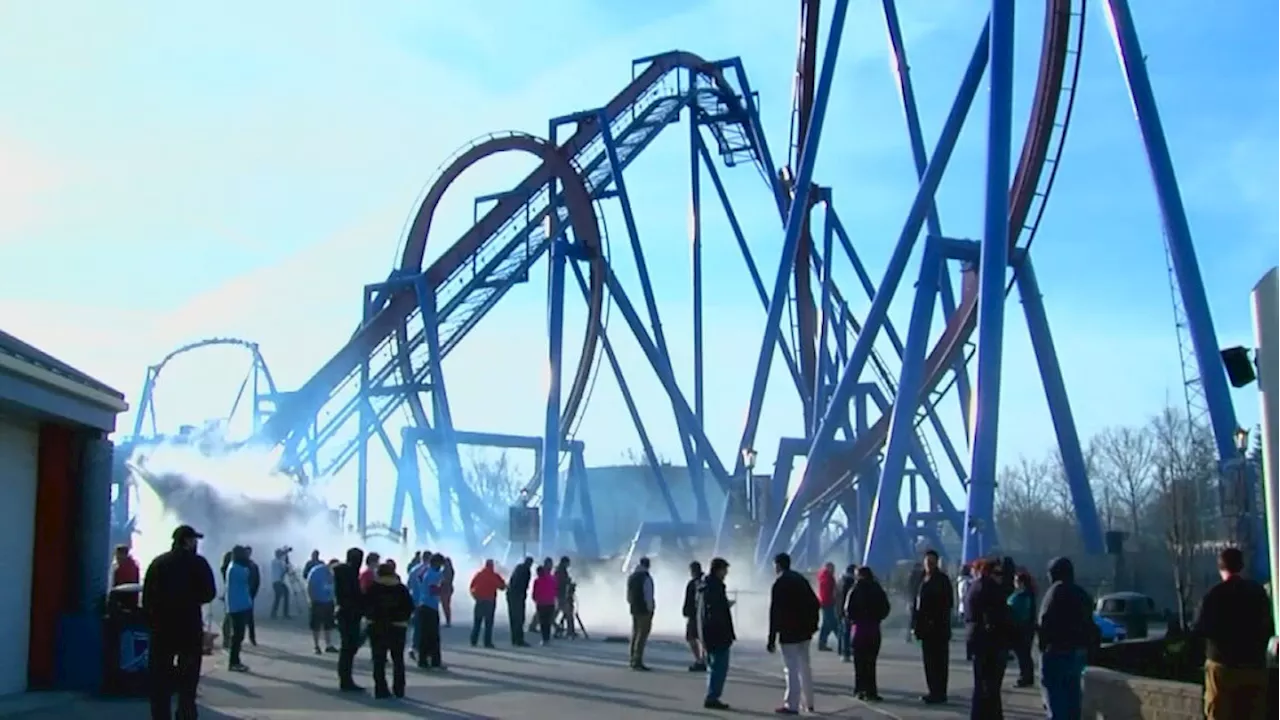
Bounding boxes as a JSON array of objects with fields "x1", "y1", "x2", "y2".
[{"x1": 123, "y1": 523, "x2": 1273, "y2": 720}]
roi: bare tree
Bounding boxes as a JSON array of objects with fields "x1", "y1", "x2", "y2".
[
  {"x1": 462, "y1": 449, "x2": 524, "y2": 509},
  {"x1": 996, "y1": 455, "x2": 1075, "y2": 554},
  {"x1": 1149, "y1": 406, "x2": 1217, "y2": 623},
  {"x1": 1094, "y1": 425, "x2": 1157, "y2": 541}
]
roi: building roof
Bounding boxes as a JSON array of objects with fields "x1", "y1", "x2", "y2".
[{"x1": 0, "y1": 328, "x2": 125, "y2": 400}]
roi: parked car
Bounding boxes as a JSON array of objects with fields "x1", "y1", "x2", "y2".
[
  {"x1": 1094, "y1": 612, "x2": 1128, "y2": 643},
  {"x1": 1096, "y1": 591, "x2": 1156, "y2": 639}
]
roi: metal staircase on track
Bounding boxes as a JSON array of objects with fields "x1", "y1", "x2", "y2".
[{"x1": 273, "y1": 60, "x2": 762, "y2": 480}]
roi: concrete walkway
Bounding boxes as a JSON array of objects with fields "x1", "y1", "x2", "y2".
[{"x1": 7, "y1": 620, "x2": 1049, "y2": 718}]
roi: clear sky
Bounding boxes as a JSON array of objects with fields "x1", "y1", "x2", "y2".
[{"x1": 1, "y1": 1, "x2": 1276, "y2": 521}]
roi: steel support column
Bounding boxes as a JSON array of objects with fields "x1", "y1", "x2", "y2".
[
  {"x1": 540, "y1": 236, "x2": 569, "y2": 557},
  {"x1": 765, "y1": 21, "x2": 991, "y2": 560},
  {"x1": 735, "y1": 0, "x2": 850, "y2": 476},
  {"x1": 1014, "y1": 254, "x2": 1104, "y2": 553},
  {"x1": 864, "y1": 239, "x2": 942, "y2": 571},
  {"x1": 962, "y1": 0, "x2": 1015, "y2": 563},
  {"x1": 690, "y1": 110, "x2": 709, "y2": 522}
]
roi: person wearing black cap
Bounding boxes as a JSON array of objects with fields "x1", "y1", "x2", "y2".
[{"x1": 142, "y1": 524, "x2": 217, "y2": 720}]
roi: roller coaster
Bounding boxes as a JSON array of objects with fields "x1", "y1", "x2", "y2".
[{"x1": 116, "y1": 0, "x2": 1255, "y2": 572}]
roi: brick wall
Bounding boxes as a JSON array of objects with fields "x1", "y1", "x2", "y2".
[{"x1": 1082, "y1": 667, "x2": 1203, "y2": 719}]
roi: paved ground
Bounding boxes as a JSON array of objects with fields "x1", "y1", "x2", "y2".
[{"x1": 11, "y1": 619, "x2": 1050, "y2": 719}]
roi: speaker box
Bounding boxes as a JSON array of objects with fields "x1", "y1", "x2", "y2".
[{"x1": 1221, "y1": 346, "x2": 1256, "y2": 388}]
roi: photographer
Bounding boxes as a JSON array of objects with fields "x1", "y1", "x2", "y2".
[{"x1": 270, "y1": 547, "x2": 292, "y2": 619}]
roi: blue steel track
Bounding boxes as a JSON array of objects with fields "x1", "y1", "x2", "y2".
[{"x1": 118, "y1": 0, "x2": 1253, "y2": 573}]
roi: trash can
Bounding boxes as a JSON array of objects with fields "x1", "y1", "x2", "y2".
[{"x1": 102, "y1": 583, "x2": 149, "y2": 697}]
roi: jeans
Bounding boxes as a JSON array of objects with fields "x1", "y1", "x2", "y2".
[
  {"x1": 508, "y1": 596, "x2": 527, "y2": 645},
  {"x1": 969, "y1": 644, "x2": 1007, "y2": 719},
  {"x1": 369, "y1": 625, "x2": 408, "y2": 697},
  {"x1": 818, "y1": 605, "x2": 838, "y2": 647},
  {"x1": 148, "y1": 629, "x2": 202, "y2": 720},
  {"x1": 1013, "y1": 626, "x2": 1036, "y2": 684},
  {"x1": 852, "y1": 628, "x2": 882, "y2": 696},
  {"x1": 780, "y1": 640, "x2": 815, "y2": 711},
  {"x1": 536, "y1": 604, "x2": 555, "y2": 643},
  {"x1": 336, "y1": 611, "x2": 364, "y2": 686},
  {"x1": 837, "y1": 618, "x2": 851, "y2": 659},
  {"x1": 471, "y1": 599, "x2": 496, "y2": 646},
  {"x1": 921, "y1": 636, "x2": 950, "y2": 699},
  {"x1": 226, "y1": 611, "x2": 249, "y2": 666},
  {"x1": 416, "y1": 606, "x2": 443, "y2": 667},
  {"x1": 705, "y1": 646, "x2": 731, "y2": 702},
  {"x1": 629, "y1": 613, "x2": 653, "y2": 666},
  {"x1": 1041, "y1": 648, "x2": 1086, "y2": 719},
  {"x1": 271, "y1": 581, "x2": 289, "y2": 618}
]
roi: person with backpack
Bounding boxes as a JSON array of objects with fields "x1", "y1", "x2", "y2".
[
  {"x1": 846, "y1": 566, "x2": 891, "y2": 701},
  {"x1": 965, "y1": 558, "x2": 1012, "y2": 718},
  {"x1": 767, "y1": 553, "x2": 820, "y2": 715},
  {"x1": 364, "y1": 561, "x2": 415, "y2": 699},
  {"x1": 1007, "y1": 570, "x2": 1037, "y2": 688}
]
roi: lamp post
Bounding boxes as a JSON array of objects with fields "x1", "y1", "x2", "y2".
[
  {"x1": 1233, "y1": 427, "x2": 1252, "y2": 564},
  {"x1": 742, "y1": 448, "x2": 758, "y2": 521}
]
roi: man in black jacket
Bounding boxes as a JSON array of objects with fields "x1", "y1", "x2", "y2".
[
  {"x1": 332, "y1": 547, "x2": 366, "y2": 692},
  {"x1": 683, "y1": 561, "x2": 706, "y2": 672},
  {"x1": 626, "y1": 557, "x2": 655, "y2": 670},
  {"x1": 965, "y1": 558, "x2": 1012, "y2": 718},
  {"x1": 364, "y1": 561, "x2": 415, "y2": 699},
  {"x1": 768, "y1": 553, "x2": 819, "y2": 715},
  {"x1": 911, "y1": 549, "x2": 954, "y2": 704},
  {"x1": 507, "y1": 556, "x2": 533, "y2": 647},
  {"x1": 699, "y1": 557, "x2": 735, "y2": 710},
  {"x1": 143, "y1": 525, "x2": 217, "y2": 720},
  {"x1": 1193, "y1": 547, "x2": 1273, "y2": 720},
  {"x1": 1038, "y1": 556, "x2": 1094, "y2": 718}
]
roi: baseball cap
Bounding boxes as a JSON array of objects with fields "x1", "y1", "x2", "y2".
[{"x1": 172, "y1": 525, "x2": 204, "y2": 541}]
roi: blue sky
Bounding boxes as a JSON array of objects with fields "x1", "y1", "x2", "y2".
[{"x1": 1, "y1": 1, "x2": 1276, "y2": 519}]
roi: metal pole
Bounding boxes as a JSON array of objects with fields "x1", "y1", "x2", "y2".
[{"x1": 962, "y1": 0, "x2": 1015, "y2": 563}]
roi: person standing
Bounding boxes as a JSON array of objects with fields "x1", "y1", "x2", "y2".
[
  {"x1": 440, "y1": 557, "x2": 456, "y2": 627},
  {"x1": 911, "y1": 549, "x2": 954, "y2": 705},
  {"x1": 507, "y1": 556, "x2": 533, "y2": 647},
  {"x1": 1007, "y1": 570, "x2": 1037, "y2": 688},
  {"x1": 767, "y1": 552, "x2": 819, "y2": 715},
  {"x1": 223, "y1": 546, "x2": 253, "y2": 672},
  {"x1": 468, "y1": 559, "x2": 507, "y2": 648},
  {"x1": 269, "y1": 548, "x2": 290, "y2": 619},
  {"x1": 1192, "y1": 547, "x2": 1273, "y2": 720},
  {"x1": 413, "y1": 554, "x2": 447, "y2": 669},
  {"x1": 699, "y1": 557, "x2": 735, "y2": 710},
  {"x1": 142, "y1": 525, "x2": 217, "y2": 720},
  {"x1": 531, "y1": 565, "x2": 559, "y2": 645},
  {"x1": 365, "y1": 561, "x2": 415, "y2": 699},
  {"x1": 683, "y1": 561, "x2": 706, "y2": 672},
  {"x1": 965, "y1": 559, "x2": 1012, "y2": 718},
  {"x1": 333, "y1": 547, "x2": 367, "y2": 692},
  {"x1": 244, "y1": 546, "x2": 261, "y2": 645},
  {"x1": 816, "y1": 562, "x2": 838, "y2": 652},
  {"x1": 846, "y1": 566, "x2": 891, "y2": 702},
  {"x1": 111, "y1": 545, "x2": 141, "y2": 609},
  {"x1": 360, "y1": 553, "x2": 380, "y2": 593},
  {"x1": 1036, "y1": 556, "x2": 1093, "y2": 719},
  {"x1": 626, "y1": 557, "x2": 656, "y2": 671},
  {"x1": 956, "y1": 564, "x2": 974, "y2": 662},
  {"x1": 302, "y1": 550, "x2": 322, "y2": 581},
  {"x1": 837, "y1": 564, "x2": 858, "y2": 663},
  {"x1": 306, "y1": 557, "x2": 339, "y2": 655}
]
